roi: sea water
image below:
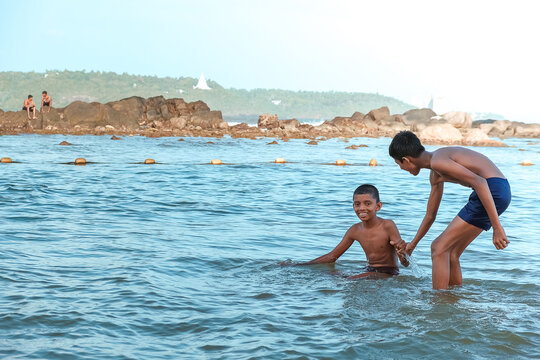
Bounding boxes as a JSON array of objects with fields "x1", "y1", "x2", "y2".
[{"x1": 0, "y1": 134, "x2": 538, "y2": 359}]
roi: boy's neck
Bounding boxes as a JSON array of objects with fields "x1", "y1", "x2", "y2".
[
  {"x1": 361, "y1": 216, "x2": 381, "y2": 228},
  {"x1": 413, "y1": 151, "x2": 433, "y2": 169}
]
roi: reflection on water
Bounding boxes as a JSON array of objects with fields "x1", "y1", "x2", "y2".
[{"x1": 0, "y1": 134, "x2": 538, "y2": 359}]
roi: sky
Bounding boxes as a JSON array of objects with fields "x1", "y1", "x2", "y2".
[{"x1": 1, "y1": 0, "x2": 540, "y2": 122}]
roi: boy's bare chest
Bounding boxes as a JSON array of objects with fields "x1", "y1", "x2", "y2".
[{"x1": 355, "y1": 228, "x2": 390, "y2": 249}]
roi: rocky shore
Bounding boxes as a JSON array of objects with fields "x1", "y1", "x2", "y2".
[{"x1": 1, "y1": 96, "x2": 539, "y2": 145}]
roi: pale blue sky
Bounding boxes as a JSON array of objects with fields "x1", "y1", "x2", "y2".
[{"x1": 2, "y1": 0, "x2": 539, "y2": 122}]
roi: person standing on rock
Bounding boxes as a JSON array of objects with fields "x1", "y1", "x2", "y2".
[
  {"x1": 41, "y1": 91, "x2": 52, "y2": 112},
  {"x1": 22, "y1": 95, "x2": 37, "y2": 121},
  {"x1": 388, "y1": 131, "x2": 511, "y2": 290}
]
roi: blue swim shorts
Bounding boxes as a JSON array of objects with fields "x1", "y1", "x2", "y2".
[{"x1": 457, "y1": 177, "x2": 511, "y2": 231}]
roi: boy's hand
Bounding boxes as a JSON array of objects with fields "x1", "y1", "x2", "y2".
[
  {"x1": 397, "y1": 252, "x2": 410, "y2": 267},
  {"x1": 493, "y1": 227, "x2": 509, "y2": 250},
  {"x1": 390, "y1": 238, "x2": 406, "y2": 253},
  {"x1": 405, "y1": 242, "x2": 416, "y2": 255}
]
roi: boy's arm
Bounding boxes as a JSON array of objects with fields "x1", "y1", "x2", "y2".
[
  {"x1": 385, "y1": 220, "x2": 409, "y2": 267},
  {"x1": 431, "y1": 157, "x2": 509, "y2": 250},
  {"x1": 296, "y1": 227, "x2": 355, "y2": 265},
  {"x1": 406, "y1": 171, "x2": 444, "y2": 254}
]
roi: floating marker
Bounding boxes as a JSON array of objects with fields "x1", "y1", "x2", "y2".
[
  {"x1": 1, "y1": 157, "x2": 12, "y2": 163},
  {"x1": 369, "y1": 158, "x2": 377, "y2": 166},
  {"x1": 336, "y1": 159, "x2": 346, "y2": 166},
  {"x1": 75, "y1": 158, "x2": 86, "y2": 165},
  {"x1": 521, "y1": 159, "x2": 533, "y2": 166},
  {"x1": 211, "y1": 159, "x2": 222, "y2": 165},
  {"x1": 275, "y1": 157, "x2": 285, "y2": 163},
  {"x1": 144, "y1": 159, "x2": 156, "y2": 164}
]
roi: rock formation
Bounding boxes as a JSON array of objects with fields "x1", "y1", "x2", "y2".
[{"x1": 1, "y1": 98, "x2": 538, "y2": 144}]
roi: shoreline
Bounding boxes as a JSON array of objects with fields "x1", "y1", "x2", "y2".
[{"x1": 1, "y1": 96, "x2": 539, "y2": 146}]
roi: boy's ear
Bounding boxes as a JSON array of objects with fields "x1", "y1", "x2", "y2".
[
  {"x1": 376, "y1": 201, "x2": 382, "y2": 211},
  {"x1": 402, "y1": 156, "x2": 412, "y2": 165}
]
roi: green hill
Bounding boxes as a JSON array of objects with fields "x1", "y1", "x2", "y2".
[{"x1": 0, "y1": 70, "x2": 415, "y2": 119}]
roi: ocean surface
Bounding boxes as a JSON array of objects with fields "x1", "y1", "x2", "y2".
[{"x1": 0, "y1": 134, "x2": 538, "y2": 359}]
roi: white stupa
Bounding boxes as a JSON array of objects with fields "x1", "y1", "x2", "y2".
[
  {"x1": 193, "y1": 73, "x2": 211, "y2": 90},
  {"x1": 428, "y1": 94, "x2": 450, "y2": 114}
]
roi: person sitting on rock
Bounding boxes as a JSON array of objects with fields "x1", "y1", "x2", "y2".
[
  {"x1": 389, "y1": 131, "x2": 511, "y2": 290},
  {"x1": 41, "y1": 91, "x2": 52, "y2": 112},
  {"x1": 282, "y1": 184, "x2": 409, "y2": 278},
  {"x1": 23, "y1": 95, "x2": 37, "y2": 120}
]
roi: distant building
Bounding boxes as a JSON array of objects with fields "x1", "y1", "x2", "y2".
[
  {"x1": 271, "y1": 100, "x2": 281, "y2": 105},
  {"x1": 193, "y1": 73, "x2": 211, "y2": 90}
]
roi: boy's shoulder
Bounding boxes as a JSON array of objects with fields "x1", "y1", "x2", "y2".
[{"x1": 380, "y1": 218, "x2": 396, "y2": 230}]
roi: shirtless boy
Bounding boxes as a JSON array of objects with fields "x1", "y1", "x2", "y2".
[
  {"x1": 23, "y1": 95, "x2": 37, "y2": 120},
  {"x1": 41, "y1": 91, "x2": 52, "y2": 112},
  {"x1": 285, "y1": 184, "x2": 409, "y2": 278},
  {"x1": 389, "y1": 131, "x2": 511, "y2": 289}
]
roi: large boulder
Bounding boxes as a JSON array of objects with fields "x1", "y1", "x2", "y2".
[
  {"x1": 170, "y1": 116, "x2": 191, "y2": 129},
  {"x1": 364, "y1": 106, "x2": 390, "y2": 123},
  {"x1": 64, "y1": 101, "x2": 107, "y2": 129},
  {"x1": 279, "y1": 119, "x2": 300, "y2": 130},
  {"x1": 187, "y1": 100, "x2": 210, "y2": 113},
  {"x1": 108, "y1": 96, "x2": 145, "y2": 120},
  {"x1": 486, "y1": 120, "x2": 513, "y2": 137},
  {"x1": 402, "y1": 108, "x2": 439, "y2": 132},
  {"x1": 168, "y1": 98, "x2": 189, "y2": 116},
  {"x1": 0, "y1": 111, "x2": 29, "y2": 129},
  {"x1": 420, "y1": 123, "x2": 463, "y2": 142},
  {"x1": 403, "y1": 108, "x2": 437, "y2": 123},
  {"x1": 41, "y1": 109, "x2": 67, "y2": 129},
  {"x1": 258, "y1": 113, "x2": 279, "y2": 129},
  {"x1": 514, "y1": 123, "x2": 540, "y2": 137},
  {"x1": 441, "y1": 111, "x2": 472, "y2": 128},
  {"x1": 190, "y1": 110, "x2": 225, "y2": 129},
  {"x1": 463, "y1": 129, "x2": 507, "y2": 146}
]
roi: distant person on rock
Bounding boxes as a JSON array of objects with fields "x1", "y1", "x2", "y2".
[
  {"x1": 22, "y1": 95, "x2": 37, "y2": 120},
  {"x1": 281, "y1": 184, "x2": 409, "y2": 278},
  {"x1": 389, "y1": 131, "x2": 511, "y2": 290},
  {"x1": 41, "y1": 91, "x2": 52, "y2": 112}
]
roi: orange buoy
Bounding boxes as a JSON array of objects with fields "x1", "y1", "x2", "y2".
[
  {"x1": 211, "y1": 159, "x2": 222, "y2": 165},
  {"x1": 1, "y1": 157, "x2": 12, "y2": 163},
  {"x1": 521, "y1": 159, "x2": 533, "y2": 166},
  {"x1": 75, "y1": 158, "x2": 86, "y2": 165},
  {"x1": 336, "y1": 159, "x2": 346, "y2": 166},
  {"x1": 275, "y1": 157, "x2": 285, "y2": 163},
  {"x1": 369, "y1": 158, "x2": 377, "y2": 166},
  {"x1": 144, "y1": 159, "x2": 156, "y2": 164}
]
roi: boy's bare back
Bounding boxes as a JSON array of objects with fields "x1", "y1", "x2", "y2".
[{"x1": 430, "y1": 147, "x2": 505, "y2": 186}]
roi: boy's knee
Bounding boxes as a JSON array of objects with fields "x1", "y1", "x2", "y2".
[{"x1": 431, "y1": 240, "x2": 445, "y2": 259}]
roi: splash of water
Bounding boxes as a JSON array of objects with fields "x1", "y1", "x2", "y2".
[{"x1": 405, "y1": 254, "x2": 427, "y2": 278}]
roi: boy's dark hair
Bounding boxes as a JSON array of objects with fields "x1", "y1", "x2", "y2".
[
  {"x1": 389, "y1": 131, "x2": 425, "y2": 162},
  {"x1": 42, "y1": 91, "x2": 47, "y2": 94},
  {"x1": 28, "y1": 95, "x2": 33, "y2": 99},
  {"x1": 353, "y1": 184, "x2": 380, "y2": 203}
]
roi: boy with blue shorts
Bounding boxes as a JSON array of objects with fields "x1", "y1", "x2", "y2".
[{"x1": 389, "y1": 131, "x2": 511, "y2": 289}]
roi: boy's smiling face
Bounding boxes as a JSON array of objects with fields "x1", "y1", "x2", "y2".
[{"x1": 353, "y1": 193, "x2": 381, "y2": 222}]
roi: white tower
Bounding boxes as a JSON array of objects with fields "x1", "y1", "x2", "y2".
[{"x1": 193, "y1": 73, "x2": 211, "y2": 90}]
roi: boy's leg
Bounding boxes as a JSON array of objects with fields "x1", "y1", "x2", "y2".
[
  {"x1": 431, "y1": 216, "x2": 483, "y2": 289},
  {"x1": 348, "y1": 272, "x2": 392, "y2": 280},
  {"x1": 448, "y1": 223, "x2": 482, "y2": 285}
]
